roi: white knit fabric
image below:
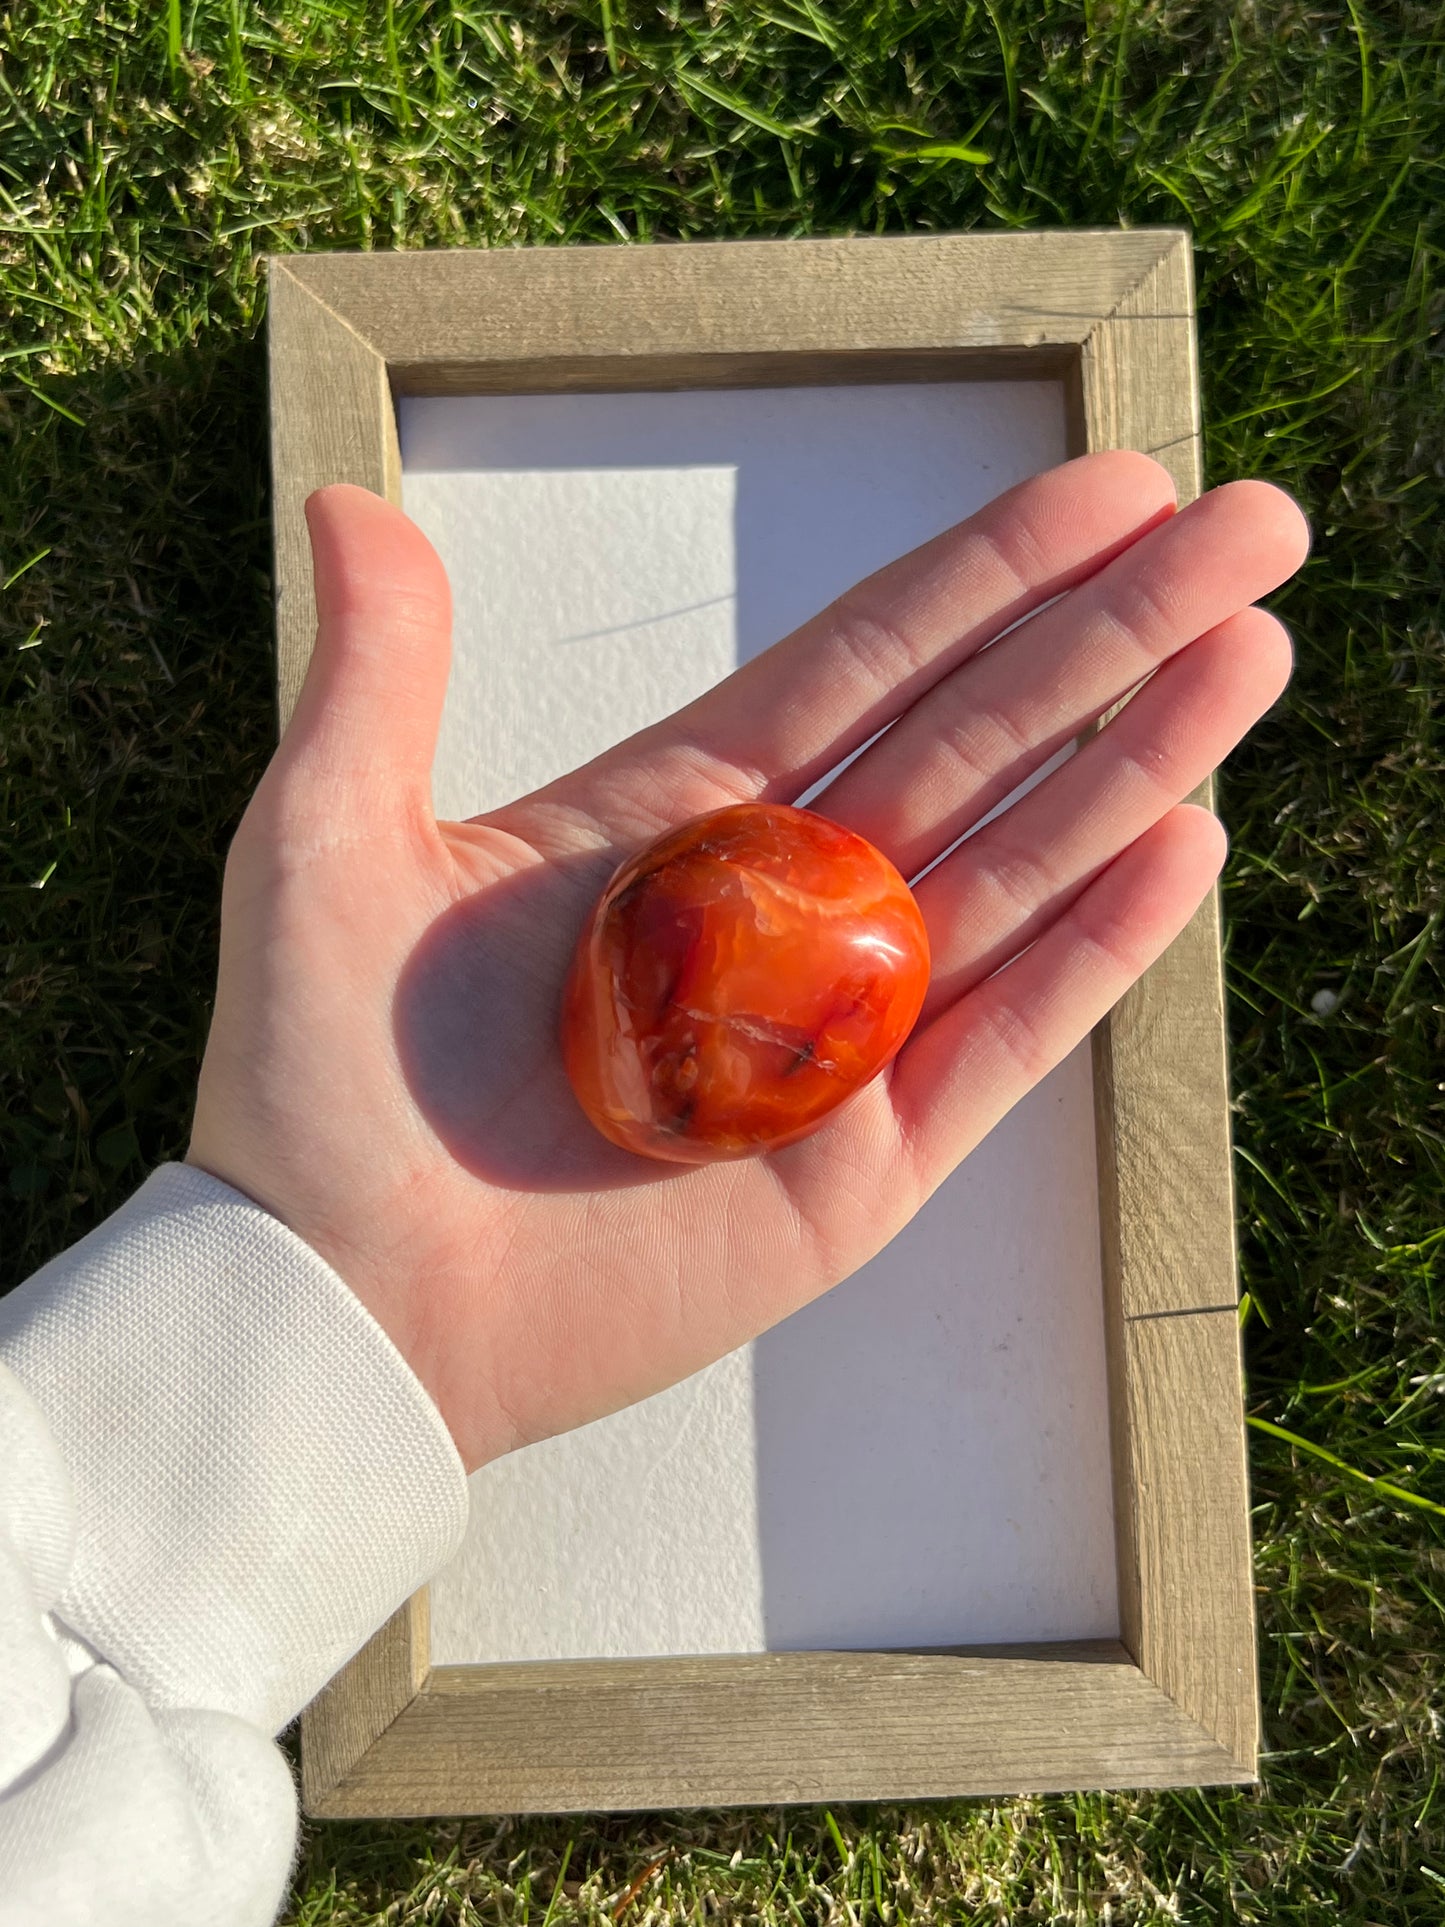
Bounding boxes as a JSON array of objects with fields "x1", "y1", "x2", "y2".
[{"x1": 0, "y1": 1164, "x2": 472, "y2": 1925}]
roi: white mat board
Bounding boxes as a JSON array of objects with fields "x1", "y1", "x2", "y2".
[{"x1": 400, "y1": 381, "x2": 1119, "y2": 1663}]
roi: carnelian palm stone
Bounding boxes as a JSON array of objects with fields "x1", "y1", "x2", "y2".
[{"x1": 561, "y1": 802, "x2": 931, "y2": 1163}]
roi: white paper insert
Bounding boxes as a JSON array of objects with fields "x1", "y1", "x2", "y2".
[{"x1": 401, "y1": 381, "x2": 1119, "y2": 1662}]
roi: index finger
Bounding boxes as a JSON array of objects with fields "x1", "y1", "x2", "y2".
[{"x1": 503, "y1": 451, "x2": 1177, "y2": 841}]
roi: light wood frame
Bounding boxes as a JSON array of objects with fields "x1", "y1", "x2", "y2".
[{"x1": 265, "y1": 230, "x2": 1257, "y2": 1817}]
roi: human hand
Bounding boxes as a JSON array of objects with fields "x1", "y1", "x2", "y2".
[{"x1": 188, "y1": 454, "x2": 1308, "y2": 1472}]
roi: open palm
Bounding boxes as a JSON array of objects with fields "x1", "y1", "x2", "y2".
[{"x1": 189, "y1": 455, "x2": 1307, "y2": 1471}]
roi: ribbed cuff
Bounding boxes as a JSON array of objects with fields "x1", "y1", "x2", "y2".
[{"x1": 0, "y1": 1164, "x2": 469, "y2": 1736}]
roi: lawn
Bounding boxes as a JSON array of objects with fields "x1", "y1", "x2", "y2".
[{"x1": 2, "y1": 0, "x2": 1442, "y2": 1920}]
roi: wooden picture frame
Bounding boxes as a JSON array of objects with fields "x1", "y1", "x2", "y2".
[{"x1": 265, "y1": 231, "x2": 1256, "y2": 1817}]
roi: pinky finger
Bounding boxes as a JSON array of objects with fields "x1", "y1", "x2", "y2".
[{"x1": 890, "y1": 805, "x2": 1227, "y2": 1192}]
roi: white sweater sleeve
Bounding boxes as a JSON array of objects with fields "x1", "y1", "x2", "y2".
[{"x1": 0, "y1": 1164, "x2": 471, "y2": 1927}]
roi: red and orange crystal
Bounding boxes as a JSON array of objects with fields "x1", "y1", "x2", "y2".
[{"x1": 561, "y1": 802, "x2": 930, "y2": 1162}]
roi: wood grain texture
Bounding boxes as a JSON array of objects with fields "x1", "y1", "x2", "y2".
[
  {"x1": 279, "y1": 229, "x2": 1184, "y2": 391},
  {"x1": 300, "y1": 1590, "x2": 430, "y2": 1811},
  {"x1": 1078, "y1": 233, "x2": 1202, "y2": 501},
  {"x1": 306, "y1": 1645, "x2": 1250, "y2": 1818},
  {"x1": 1115, "y1": 1311, "x2": 1258, "y2": 1772},
  {"x1": 270, "y1": 227, "x2": 1259, "y2": 1812},
  {"x1": 266, "y1": 260, "x2": 401, "y2": 729},
  {"x1": 1079, "y1": 231, "x2": 1256, "y2": 1776},
  {"x1": 1098, "y1": 1291, "x2": 1258, "y2": 1776},
  {"x1": 1091, "y1": 883, "x2": 1237, "y2": 1324},
  {"x1": 1081, "y1": 234, "x2": 1238, "y2": 1322},
  {"x1": 350, "y1": 345, "x2": 1080, "y2": 397}
]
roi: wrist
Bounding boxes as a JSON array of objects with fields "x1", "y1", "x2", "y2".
[
  {"x1": 0, "y1": 1162, "x2": 470, "y2": 1731},
  {"x1": 181, "y1": 1137, "x2": 501, "y2": 1473}
]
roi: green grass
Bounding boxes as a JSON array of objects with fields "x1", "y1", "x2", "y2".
[{"x1": 2, "y1": 0, "x2": 1442, "y2": 1920}]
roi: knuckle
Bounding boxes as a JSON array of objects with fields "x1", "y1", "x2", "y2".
[
  {"x1": 976, "y1": 837, "x2": 1059, "y2": 920},
  {"x1": 1112, "y1": 737, "x2": 1180, "y2": 804},
  {"x1": 1110, "y1": 563, "x2": 1184, "y2": 659},
  {"x1": 970, "y1": 520, "x2": 1043, "y2": 607},
  {"x1": 978, "y1": 993, "x2": 1054, "y2": 1085},
  {"x1": 937, "y1": 696, "x2": 1039, "y2": 795},
  {"x1": 1074, "y1": 894, "x2": 1146, "y2": 979},
  {"x1": 824, "y1": 587, "x2": 924, "y2": 692}
]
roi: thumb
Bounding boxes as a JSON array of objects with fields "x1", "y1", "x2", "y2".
[{"x1": 268, "y1": 483, "x2": 453, "y2": 821}]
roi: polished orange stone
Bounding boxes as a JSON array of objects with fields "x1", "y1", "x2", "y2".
[{"x1": 561, "y1": 802, "x2": 930, "y2": 1162}]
